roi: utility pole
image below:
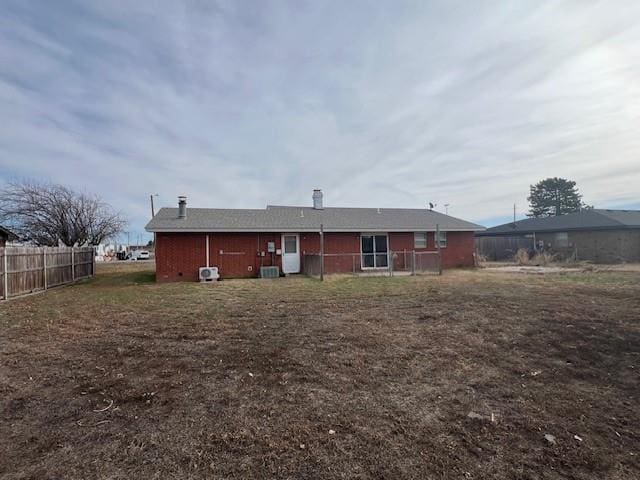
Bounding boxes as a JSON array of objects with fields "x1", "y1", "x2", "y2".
[
  {"x1": 436, "y1": 224, "x2": 442, "y2": 276},
  {"x1": 513, "y1": 203, "x2": 516, "y2": 224},
  {"x1": 150, "y1": 194, "x2": 158, "y2": 218}
]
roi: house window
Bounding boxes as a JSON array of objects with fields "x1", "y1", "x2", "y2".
[
  {"x1": 414, "y1": 232, "x2": 427, "y2": 249},
  {"x1": 361, "y1": 234, "x2": 388, "y2": 268},
  {"x1": 555, "y1": 232, "x2": 569, "y2": 248},
  {"x1": 284, "y1": 235, "x2": 297, "y2": 253},
  {"x1": 436, "y1": 231, "x2": 447, "y2": 248}
]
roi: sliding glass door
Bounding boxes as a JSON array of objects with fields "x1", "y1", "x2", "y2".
[{"x1": 361, "y1": 234, "x2": 388, "y2": 268}]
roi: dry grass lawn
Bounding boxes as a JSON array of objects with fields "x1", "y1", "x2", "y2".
[{"x1": 1, "y1": 263, "x2": 639, "y2": 479}]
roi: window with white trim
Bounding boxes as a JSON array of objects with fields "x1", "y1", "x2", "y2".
[
  {"x1": 414, "y1": 232, "x2": 427, "y2": 249},
  {"x1": 361, "y1": 234, "x2": 388, "y2": 268},
  {"x1": 436, "y1": 231, "x2": 447, "y2": 248}
]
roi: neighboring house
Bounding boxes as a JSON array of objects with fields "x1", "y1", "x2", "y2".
[
  {"x1": 0, "y1": 226, "x2": 18, "y2": 248},
  {"x1": 476, "y1": 209, "x2": 640, "y2": 263},
  {"x1": 145, "y1": 190, "x2": 485, "y2": 281}
]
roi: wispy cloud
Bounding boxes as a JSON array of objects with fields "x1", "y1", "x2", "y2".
[{"x1": 1, "y1": 0, "x2": 639, "y2": 237}]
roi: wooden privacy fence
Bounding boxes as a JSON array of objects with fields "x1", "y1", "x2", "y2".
[
  {"x1": 0, "y1": 246, "x2": 95, "y2": 300},
  {"x1": 475, "y1": 236, "x2": 535, "y2": 261}
]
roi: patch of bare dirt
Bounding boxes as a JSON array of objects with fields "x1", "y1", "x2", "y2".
[{"x1": 483, "y1": 265, "x2": 582, "y2": 274}]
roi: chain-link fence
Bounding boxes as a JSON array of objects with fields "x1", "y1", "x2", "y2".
[{"x1": 303, "y1": 250, "x2": 441, "y2": 279}]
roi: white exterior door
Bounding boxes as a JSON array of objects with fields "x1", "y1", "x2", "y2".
[{"x1": 282, "y1": 234, "x2": 300, "y2": 273}]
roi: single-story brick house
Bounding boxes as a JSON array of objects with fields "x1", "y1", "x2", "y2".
[
  {"x1": 0, "y1": 225, "x2": 18, "y2": 248},
  {"x1": 475, "y1": 209, "x2": 640, "y2": 263},
  {"x1": 145, "y1": 191, "x2": 485, "y2": 281}
]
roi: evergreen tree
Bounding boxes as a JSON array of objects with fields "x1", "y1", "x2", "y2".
[{"x1": 527, "y1": 177, "x2": 586, "y2": 217}]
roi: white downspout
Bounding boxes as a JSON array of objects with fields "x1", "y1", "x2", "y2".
[{"x1": 206, "y1": 234, "x2": 210, "y2": 267}]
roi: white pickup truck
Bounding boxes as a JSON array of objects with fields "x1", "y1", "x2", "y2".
[{"x1": 127, "y1": 250, "x2": 150, "y2": 261}]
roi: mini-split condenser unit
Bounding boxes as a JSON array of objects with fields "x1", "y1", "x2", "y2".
[{"x1": 199, "y1": 266, "x2": 220, "y2": 282}]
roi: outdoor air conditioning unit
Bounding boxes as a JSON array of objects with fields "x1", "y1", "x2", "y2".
[
  {"x1": 199, "y1": 266, "x2": 220, "y2": 282},
  {"x1": 260, "y1": 266, "x2": 280, "y2": 279}
]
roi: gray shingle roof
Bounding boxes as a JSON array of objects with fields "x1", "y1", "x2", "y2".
[
  {"x1": 477, "y1": 209, "x2": 640, "y2": 236},
  {"x1": 145, "y1": 205, "x2": 484, "y2": 233},
  {"x1": 0, "y1": 225, "x2": 17, "y2": 240}
]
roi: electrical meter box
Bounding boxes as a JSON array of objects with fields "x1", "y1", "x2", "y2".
[{"x1": 267, "y1": 242, "x2": 276, "y2": 253}]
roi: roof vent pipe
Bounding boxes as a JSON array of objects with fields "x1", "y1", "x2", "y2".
[
  {"x1": 312, "y1": 189, "x2": 323, "y2": 210},
  {"x1": 178, "y1": 196, "x2": 187, "y2": 219}
]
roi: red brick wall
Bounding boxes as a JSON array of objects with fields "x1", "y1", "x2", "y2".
[
  {"x1": 156, "y1": 232, "x2": 286, "y2": 281},
  {"x1": 156, "y1": 233, "x2": 207, "y2": 282},
  {"x1": 300, "y1": 232, "x2": 320, "y2": 273},
  {"x1": 387, "y1": 231, "x2": 475, "y2": 268},
  {"x1": 439, "y1": 231, "x2": 475, "y2": 268},
  {"x1": 328, "y1": 233, "x2": 360, "y2": 273},
  {"x1": 300, "y1": 232, "x2": 363, "y2": 273},
  {"x1": 155, "y1": 230, "x2": 476, "y2": 281},
  {"x1": 156, "y1": 233, "x2": 281, "y2": 281},
  {"x1": 209, "y1": 233, "x2": 282, "y2": 278},
  {"x1": 301, "y1": 231, "x2": 475, "y2": 273}
]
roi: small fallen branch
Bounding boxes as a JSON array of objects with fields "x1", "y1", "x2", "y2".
[
  {"x1": 93, "y1": 399, "x2": 114, "y2": 413},
  {"x1": 77, "y1": 420, "x2": 111, "y2": 427}
]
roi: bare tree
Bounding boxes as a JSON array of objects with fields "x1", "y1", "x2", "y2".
[{"x1": 0, "y1": 180, "x2": 127, "y2": 246}]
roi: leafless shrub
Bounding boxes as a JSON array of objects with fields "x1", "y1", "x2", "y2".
[{"x1": 0, "y1": 180, "x2": 127, "y2": 246}]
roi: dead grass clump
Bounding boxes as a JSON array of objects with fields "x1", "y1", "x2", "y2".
[
  {"x1": 530, "y1": 251, "x2": 554, "y2": 266},
  {"x1": 515, "y1": 249, "x2": 555, "y2": 266},
  {"x1": 474, "y1": 252, "x2": 489, "y2": 267},
  {"x1": 514, "y1": 248, "x2": 530, "y2": 265}
]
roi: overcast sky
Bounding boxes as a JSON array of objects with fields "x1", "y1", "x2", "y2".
[{"x1": 1, "y1": 1, "x2": 639, "y2": 241}]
